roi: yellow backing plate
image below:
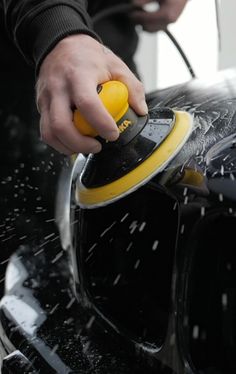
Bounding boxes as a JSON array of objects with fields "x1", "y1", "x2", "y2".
[{"x1": 76, "y1": 110, "x2": 193, "y2": 208}]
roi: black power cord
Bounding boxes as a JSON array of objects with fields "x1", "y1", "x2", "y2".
[
  {"x1": 215, "y1": 0, "x2": 221, "y2": 52},
  {"x1": 92, "y1": 3, "x2": 196, "y2": 79},
  {"x1": 164, "y1": 28, "x2": 196, "y2": 78}
]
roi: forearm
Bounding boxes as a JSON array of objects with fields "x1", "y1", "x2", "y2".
[{"x1": 2, "y1": 0, "x2": 100, "y2": 72}]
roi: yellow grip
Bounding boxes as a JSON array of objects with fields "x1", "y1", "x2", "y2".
[{"x1": 73, "y1": 80, "x2": 129, "y2": 137}]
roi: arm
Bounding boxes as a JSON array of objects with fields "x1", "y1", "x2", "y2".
[
  {"x1": 36, "y1": 34, "x2": 147, "y2": 155},
  {"x1": 132, "y1": 0, "x2": 188, "y2": 32},
  {"x1": 3, "y1": 0, "x2": 99, "y2": 71},
  {"x1": 2, "y1": 0, "x2": 148, "y2": 155}
]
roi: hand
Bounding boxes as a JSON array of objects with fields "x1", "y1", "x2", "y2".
[
  {"x1": 132, "y1": 0, "x2": 188, "y2": 32},
  {"x1": 36, "y1": 34, "x2": 148, "y2": 155}
]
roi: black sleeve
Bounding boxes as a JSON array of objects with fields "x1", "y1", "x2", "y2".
[{"x1": 2, "y1": 0, "x2": 101, "y2": 73}]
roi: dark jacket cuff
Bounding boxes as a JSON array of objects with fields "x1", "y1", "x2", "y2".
[{"x1": 15, "y1": 5, "x2": 101, "y2": 75}]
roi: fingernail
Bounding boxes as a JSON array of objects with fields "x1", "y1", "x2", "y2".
[
  {"x1": 91, "y1": 143, "x2": 102, "y2": 153},
  {"x1": 106, "y1": 129, "x2": 120, "y2": 141},
  {"x1": 112, "y1": 129, "x2": 120, "y2": 139}
]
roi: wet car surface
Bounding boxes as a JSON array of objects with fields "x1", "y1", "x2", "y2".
[{"x1": 1, "y1": 69, "x2": 236, "y2": 373}]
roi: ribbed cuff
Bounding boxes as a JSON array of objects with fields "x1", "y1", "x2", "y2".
[{"x1": 16, "y1": 5, "x2": 101, "y2": 75}]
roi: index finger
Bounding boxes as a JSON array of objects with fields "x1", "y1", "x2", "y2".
[{"x1": 71, "y1": 79, "x2": 120, "y2": 141}]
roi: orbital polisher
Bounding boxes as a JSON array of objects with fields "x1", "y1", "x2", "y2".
[{"x1": 73, "y1": 80, "x2": 193, "y2": 208}]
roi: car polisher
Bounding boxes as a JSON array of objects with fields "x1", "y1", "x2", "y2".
[{"x1": 73, "y1": 80, "x2": 193, "y2": 209}]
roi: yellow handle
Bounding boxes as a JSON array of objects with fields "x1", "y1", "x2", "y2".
[{"x1": 73, "y1": 80, "x2": 129, "y2": 137}]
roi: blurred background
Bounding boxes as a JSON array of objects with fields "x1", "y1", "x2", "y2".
[{"x1": 135, "y1": 0, "x2": 236, "y2": 92}]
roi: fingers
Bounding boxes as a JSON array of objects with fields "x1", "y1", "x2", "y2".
[
  {"x1": 131, "y1": 0, "x2": 188, "y2": 31},
  {"x1": 39, "y1": 75, "x2": 147, "y2": 156},
  {"x1": 108, "y1": 57, "x2": 148, "y2": 116},
  {"x1": 121, "y1": 75, "x2": 148, "y2": 116},
  {"x1": 36, "y1": 34, "x2": 149, "y2": 155},
  {"x1": 39, "y1": 109, "x2": 73, "y2": 155},
  {"x1": 71, "y1": 78, "x2": 119, "y2": 141},
  {"x1": 131, "y1": 9, "x2": 167, "y2": 31},
  {"x1": 40, "y1": 95, "x2": 102, "y2": 155},
  {"x1": 39, "y1": 74, "x2": 148, "y2": 156}
]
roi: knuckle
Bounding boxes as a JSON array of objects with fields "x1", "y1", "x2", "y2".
[
  {"x1": 36, "y1": 94, "x2": 47, "y2": 114},
  {"x1": 165, "y1": 10, "x2": 178, "y2": 24},
  {"x1": 63, "y1": 65, "x2": 77, "y2": 81},
  {"x1": 38, "y1": 76, "x2": 63, "y2": 95},
  {"x1": 46, "y1": 76, "x2": 63, "y2": 91}
]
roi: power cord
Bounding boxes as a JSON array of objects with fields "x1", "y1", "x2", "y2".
[
  {"x1": 164, "y1": 28, "x2": 196, "y2": 78},
  {"x1": 215, "y1": 0, "x2": 221, "y2": 52},
  {"x1": 92, "y1": 3, "x2": 196, "y2": 79}
]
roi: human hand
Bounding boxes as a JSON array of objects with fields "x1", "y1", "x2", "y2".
[
  {"x1": 132, "y1": 0, "x2": 188, "y2": 32},
  {"x1": 36, "y1": 34, "x2": 148, "y2": 155}
]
